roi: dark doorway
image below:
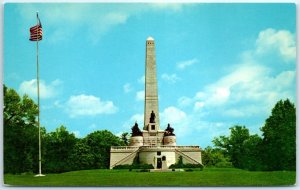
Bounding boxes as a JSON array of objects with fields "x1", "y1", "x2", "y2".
[{"x1": 157, "y1": 158, "x2": 162, "y2": 169}]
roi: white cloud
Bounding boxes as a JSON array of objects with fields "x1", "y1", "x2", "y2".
[
  {"x1": 72, "y1": 130, "x2": 81, "y2": 138},
  {"x1": 178, "y1": 96, "x2": 193, "y2": 107},
  {"x1": 194, "y1": 101, "x2": 205, "y2": 111},
  {"x1": 195, "y1": 91, "x2": 206, "y2": 99},
  {"x1": 160, "y1": 106, "x2": 192, "y2": 139},
  {"x1": 105, "y1": 12, "x2": 128, "y2": 24},
  {"x1": 193, "y1": 62, "x2": 295, "y2": 115},
  {"x1": 138, "y1": 75, "x2": 145, "y2": 84},
  {"x1": 130, "y1": 113, "x2": 144, "y2": 124},
  {"x1": 136, "y1": 90, "x2": 145, "y2": 101},
  {"x1": 210, "y1": 87, "x2": 230, "y2": 105},
  {"x1": 66, "y1": 94, "x2": 118, "y2": 117},
  {"x1": 123, "y1": 83, "x2": 132, "y2": 93},
  {"x1": 176, "y1": 58, "x2": 198, "y2": 70},
  {"x1": 160, "y1": 106, "x2": 187, "y2": 125},
  {"x1": 255, "y1": 28, "x2": 296, "y2": 62},
  {"x1": 161, "y1": 73, "x2": 181, "y2": 83},
  {"x1": 121, "y1": 113, "x2": 144, "y2": 131},
  {"x1": 17, "y1": 4, "x2": 188, "y2": 44},
  {"x1": 19, "y1": 79, "x2": 62, "y2": 99},
  {"x1": 182, "y1": 28, "x2": 295, "y2": 119},
  {"x1": 165, "y1": 28, "x2": 295, "y2": 145}
]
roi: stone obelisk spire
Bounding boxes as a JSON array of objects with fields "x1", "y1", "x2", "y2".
[{"x1": 144, "y1": 36, "x2": 160, "y2": 131}]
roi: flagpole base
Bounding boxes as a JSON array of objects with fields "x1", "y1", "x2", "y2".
[{"x1": 34, "y1": 174, "x2": 46, "y2": 177}]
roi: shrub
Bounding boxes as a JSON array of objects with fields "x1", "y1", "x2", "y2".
[
  {"x1": 139, "y1": 169, "x2": 150, "y2": 172},
  {"x1": 113, "y1": 164, "x2": 132, "y2": 169},
  {"x1": 215, "y1": 161, "x2": 233, "y2": 168},
  {"x1": 169, "y1": 163, "x2": 203, "y2": 170},
  {"x1": 113, "y1": 163, "x2": 154, "y2": 170}
]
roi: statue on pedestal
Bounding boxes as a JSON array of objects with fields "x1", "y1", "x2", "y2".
[
  {"x1": 131, "y1": 122, "x2": 143, "y2": 136},
  {"x1": 164, "y1": 123, "x2": 175, "y2": 136},
  {"x1": 150, "y1": 110, "x2": 156, "y2": 123}
]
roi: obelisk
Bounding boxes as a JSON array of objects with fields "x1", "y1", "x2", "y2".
[{"x1": 144, "y1": 36, "x2": 160, "y2": 131}]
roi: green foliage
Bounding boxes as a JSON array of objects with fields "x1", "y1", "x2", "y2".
[
  {"x1": 84, "y1": 130, "x2": 124, "y2": 169},
  {"x1": 4, "y1": 85, "x2": 126, "y2": 174},
  {"x1": 4, "y1": 85, "x2": 41, "y2": 174},
  {"x1": 139, "y1": 169, "x2": 150, "y2": 172},
  {"x1": 113, "y1": 164, "x2": 154, "y2": 170},
  {"x1": 169, "y1": 156, "x2": 203, "y2": 170},
  {"x1": 213, "y1": 125, "x2": 250, "y2": 168},
  {"x1": 261, "y1": 99, "x2": 296, "y2": 171},
  {"x1": 114, "y1": 155, "x2": 154, "y2": 170},
  {"x1": 212, "y1": 125, "x2": 265, "y2": 170},
  {"x1": 69, "y1": 139, "x2": 94, "y2": 171},
  {"x1": 4, "y1": 84, "x2": 295, "y2": 174},
  {"x1": 241, "y1": 134, "x2": 263, "y2": 171},
  {"x1": 169, "y1": 163, "x2": 203, "y2": 169},
  {"x1": 43, "y1": 126, "x2": 77, "y2": 173},
  {"x1": 202, "y1": 146, "x2": 232, "y2": 168},
  {"x1": 121, "y1": 132, "x2": 130, "y2": 145},
  {"x1": 185, "y1": 168, "x2": 193, "y2": 172},
  {"x1": 135, "y1": 164, "x2": 154, "y2": 169},
  {"x1": 113, "y1": 164, "x2": 132, "y2": 169},
  {"x1": 211, "y1": 99, "x2": 296, "y2": 171},
  {"x1": 177, "y1": 155, "x2": 183, "y2": 165}
]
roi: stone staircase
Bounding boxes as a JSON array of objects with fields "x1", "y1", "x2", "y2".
[
  {"x1": 175, "y1": 148, "x2": 203, "y2": 165},
  {"x1": 110, "y1": 147, "x2": 140, "y2": 169}
]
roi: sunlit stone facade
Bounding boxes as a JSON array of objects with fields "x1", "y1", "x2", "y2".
[{"x1": 110, "y1": 37, "x2": 202, "y2": 169}]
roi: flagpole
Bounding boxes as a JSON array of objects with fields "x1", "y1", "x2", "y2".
[{"x1": 35, "y1": 11, "x2": 45, "y2": 177}]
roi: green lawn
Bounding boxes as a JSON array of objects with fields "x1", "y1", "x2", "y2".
[{"x1": 4, "y1": 168, "x2": 296, "y2": 186}]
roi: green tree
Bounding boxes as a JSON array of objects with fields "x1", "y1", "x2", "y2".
[
  {"x1": 213, "y1": 125, "x2": 250, "y2": 168},
  {"x1": 84, "y1": 130, "x2": 124, "y2": 169},
  {"x1": 69, "y1": 139, "x2": 94, "y2": 171},
  {"x1": 261, "y1": 99, "x2": 296, "y2": 171},
  {"x1": 4, "y1": 85, "x2": 38, "y2": 127},
  {"x1": 242, "y1": 134, "x2": 263, "y2": 171},
  {"x1": 3, "y1": 85, "x2": 42, "y2": 174},
  {"x1": 121, "y1": 132, "x2": 129, "y2": 145},
  {"x1": 44, "y1": 126, "x2": 77, "y2": 173},
  {"x1": 202, "y1": 146, "x2": 232, "y2": 167}
]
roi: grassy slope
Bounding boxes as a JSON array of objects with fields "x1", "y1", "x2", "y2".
[{"x1": 4, "y1": 168, "x2": 296, "y2": 186}]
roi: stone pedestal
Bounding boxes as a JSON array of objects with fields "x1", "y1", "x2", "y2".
[
  {"x1": 163, "y1": 136, "x2": 176, "y2": 146},
  {"x1": 129, "y1": 136, "x2": 143, "y2": 146}
]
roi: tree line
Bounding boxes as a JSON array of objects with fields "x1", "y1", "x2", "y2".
[
  {"x1": 4, "y1": 85, "x2": 126, "y2": 174},
  {"x1": 202, "y1": 99, "x2": 296, "y2": 171},
  {"x1": 3, "y1": 85, "x2": 296, "y2": 173}
]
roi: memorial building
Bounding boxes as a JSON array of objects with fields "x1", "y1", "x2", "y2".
[{"x1": 110, "y1": 37, "x2": 202, "y2": 169}]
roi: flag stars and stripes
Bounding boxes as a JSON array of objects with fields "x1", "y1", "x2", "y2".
[{"x1": 29, "y1": 15, "x2": 43, "y2": 41}]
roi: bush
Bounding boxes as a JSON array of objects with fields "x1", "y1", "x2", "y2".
[
  {"x1": 138, "y1": 164, "x2": 154, "y2": 169},
  {"x1": 113, "y1": 164, "x2": 132, "y2": 169},
  {"x1": 169, "y1": 163, "x2": 203, "y2": 170},
  {"x1": 215, "y1": 161, "x2": 233, "y2": 168},
  {"x1": 139, "y1": 169, "x2": 150, "y2": 172},
  {"x1": 185, "y1": 168, "x2": 193, "y2": 172},
  {"x1": 113, "y1": 164, "x2": 154, "y2": 170}
]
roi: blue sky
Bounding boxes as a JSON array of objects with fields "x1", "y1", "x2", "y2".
[{"x1": 4, "y1": 3, "x2": 296, "y2": 147}]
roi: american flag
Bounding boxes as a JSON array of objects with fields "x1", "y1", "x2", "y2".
[{"x1": 29, "y1": 14, "x2": 42, "y2": 41}]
